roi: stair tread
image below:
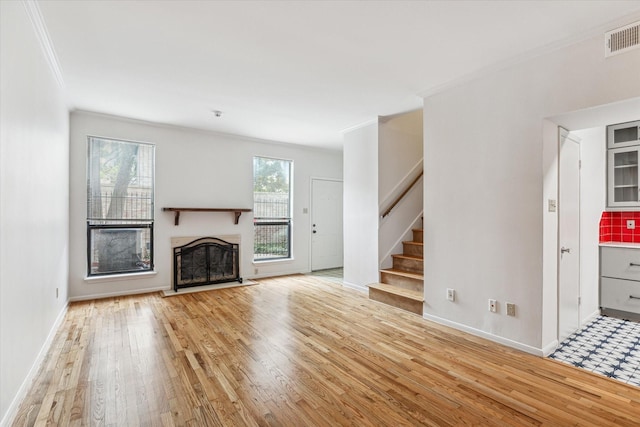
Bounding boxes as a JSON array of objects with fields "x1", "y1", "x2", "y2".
[
  {"x1": 368, "y1": 283, "x2": 424, "y2": 301},
  {"x1": 380, "y1": 268, "x2": 424, "y2": 280},
  {"x1": 391, "y1": 254, "x2": 423, "y2": 261},
  {"x1": 403, "y1": 241, "x2": 424, "y2": 246}
]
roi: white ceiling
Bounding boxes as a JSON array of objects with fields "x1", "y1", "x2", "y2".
[{"x1": 38, "y1": 1, "x2": 640, "y2": 150}]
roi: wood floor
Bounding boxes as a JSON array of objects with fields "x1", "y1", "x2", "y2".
[{"x1": 12, "y1": 275, "x2": 640, "y2": 426}]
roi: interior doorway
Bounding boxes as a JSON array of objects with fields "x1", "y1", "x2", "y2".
[
  {"x1": 545, "y1": 97, "x2": 640, "y2": 354},
  {"x1": 311, "y1": 178, "x2": 343, "y2": 271}
]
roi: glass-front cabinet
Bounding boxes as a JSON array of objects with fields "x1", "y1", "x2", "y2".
[
  {"x1": 607, "y1": 120, "x2": 640, "y2": 149},
  {"x1": 608, "y1": 146, "x2": 640, "y2": 208},
  {"x1": 607, "y1": 120, "x2": 640, "y2": 209}
]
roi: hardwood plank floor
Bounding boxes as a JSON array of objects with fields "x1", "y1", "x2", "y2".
[{"x1": 12, "y1": 274, "x2": 640, "y2": 426}]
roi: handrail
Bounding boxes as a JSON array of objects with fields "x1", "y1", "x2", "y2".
[{"x1": 381, "y1": 171, "x2": 423, "y2": 218}]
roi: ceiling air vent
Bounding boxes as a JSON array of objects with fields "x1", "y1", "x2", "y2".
[{"x1": 605, "y1": 20, "x2": 640, "y2": 57}]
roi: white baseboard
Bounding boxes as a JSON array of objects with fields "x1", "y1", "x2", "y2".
[
  {"x1": 422, "y1": 313, "x2": 545, "y2": 357},
  {"x1": 540, "y1": 310, "x2": 601, "y2": 358},
  {"x1": 0, "y1": 301, "x2": 69, "y2": 427},
  {"x1": 68, "y1": 285, "x2": 170, "y2": 302},
  {"x1": 541, "y1": 339, "x2": 559, "y2": 357},
  {"x1": 342, "y1": 281, "x2": 368, "y2": 293}
]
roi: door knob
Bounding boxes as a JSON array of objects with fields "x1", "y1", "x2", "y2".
[{"x1": 561, "y1": 247, "x2": 571, "y2": 254}]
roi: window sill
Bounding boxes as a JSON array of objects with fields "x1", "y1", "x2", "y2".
[
  {"x1": 84, "y1": 271, "x2": 157, "y2": 283},
  {"x1": 253, "y1": 258, "x2": 294, "y2": 265}
]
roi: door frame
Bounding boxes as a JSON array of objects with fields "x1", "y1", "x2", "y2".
[
  {"x1": 557, "y1": 127, "x2": 582, "y2": 342},
  {"x1": 309, "y1": 177, "x2": 343, "y2": 271}
]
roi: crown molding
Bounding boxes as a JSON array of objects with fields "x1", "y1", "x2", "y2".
[
  {"x1": 71, "y1": 109, "x2": 343, "y2": 154},
  {"x1": 419, "y1": 10, "x2": 640, "y2": 99},
  {"x1": 21, "y1": 0, "x2": 64, "y2": 88},
  {"x1": 340, "y1": 118, "x2": 378, "y2": 134}
]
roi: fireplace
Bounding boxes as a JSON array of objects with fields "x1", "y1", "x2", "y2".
[{"x1": 172, "y1": 236, "x2": 242, "y2": 291}]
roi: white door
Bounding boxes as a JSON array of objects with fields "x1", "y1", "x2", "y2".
[
  {"x1": 311, "y1": 179, "x2": 343, "y2": 271},
  {"x1": 558, "y1": 128, "x2": 581, "y2": 342}
]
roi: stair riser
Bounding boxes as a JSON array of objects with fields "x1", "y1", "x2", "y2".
[
  {"x1": 369, "y1": 288, "x2": 423, "y2": 315},
  {"x1": 402, "y1": 242, "x2": 423, "y2": 258},
  {"x1": 381, "y1": 272, "x2": 423, "y2": 292},
  {"x1": 393, "y1": 257, "x2": 423, "y2": 274},
  {"x1": 412, "y1": 229, "x2": 423, "y2": 243}
]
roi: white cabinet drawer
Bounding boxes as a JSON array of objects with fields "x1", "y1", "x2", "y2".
[
  {"x1": 600, "y1": 277, "x2": 640, "y2": 314},
  {"x1": 600, "y1": 246, "x2": 640, "y2": 280}
]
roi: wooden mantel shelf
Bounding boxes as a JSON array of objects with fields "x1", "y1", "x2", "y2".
[{"x1": 162, "y1": 208, "x2": 252, "y2": 225}]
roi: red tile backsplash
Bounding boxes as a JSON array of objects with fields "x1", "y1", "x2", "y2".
[{"x1": 599, "y1": 211, "x2": 640, "y2": 243}]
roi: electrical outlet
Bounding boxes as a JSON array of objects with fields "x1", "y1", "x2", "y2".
[
  {"x1": 446, "y1": 288, "x2": 455, "y2": 302},
  {"x1": 488, "y1": 299, "x2": 497, "y2": 313},
  {"x1": 506, "y1": 302, "x2": 516, "y2": 316},
  {"x1": 628, "y1": 220, "x2": 636, "y2": 230}
]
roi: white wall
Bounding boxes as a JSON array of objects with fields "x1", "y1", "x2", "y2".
[
  {"x1": 68, "y1": 111, "x2": 342, "y2": 300},
  {"x1": 343, "y1": 123, "x2": 379, "y2": 290},
  {"x1": 575, "y1": 127, "x2": 606, "y2": 324},
  {"x1": 423, "y1": 27, "x2": 640, "y2": 354},
  {"x1": 0, "y1": 1, "x2": 70, "y2": 423},
  {"x1": 378, "y1": 111, "x2": 423, "y2": 202}
]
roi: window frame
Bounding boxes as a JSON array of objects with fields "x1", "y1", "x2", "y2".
[
  {"x1": 86, "y1": 136, "x2": 155, "y2": 277},
  {"x1": 253, "y1": 156, "x2": 293, "y2": 261}
]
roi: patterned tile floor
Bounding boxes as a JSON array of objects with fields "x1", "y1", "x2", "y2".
[{"x1": 549, "y1": 316, "x2": 640, "y2": 387}]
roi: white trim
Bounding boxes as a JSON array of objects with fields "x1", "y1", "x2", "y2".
[
  {"x1": 73, "y1": 110, "x2": 342, "y2": 153},
  {"x1": 21, "y1": 0, "x2": 65, "y2": 89},
  {"x1": 557, "y1": 127, "x2": 582, "y2": 343},
  {"x1": 253, "y1": 257, "x2": 295, "y2": 265},
  {"x1": 419, "y1": 11, "x2": 640, "y2": 99},
  {"x1": 342, "y1": 281, "x2": 368, "y2": 293},
  {"x1": 340, "y1": 118, "x2": 378, "y2": 135},
  {"x1": 0, "y1": 302, "x2": 69, "y2": 427},
  {"x1": 87, "y1": 134, "x2": 156, "y2": 149},
  {"x1": 559, "y1": 127, "x2": 582, "y2": 144},
  {"x1": 84, "y1": 270, "x2": 158, "y2": 283},
  {"x1": 422, "y1": 313, "x2": 545, "y2": 357},
  {"x1": 542, "y1": 339, "x2": 560, "y2": 357},
  {"x1": 68, "y1": 285, "x2": 168, "y2": 302}
]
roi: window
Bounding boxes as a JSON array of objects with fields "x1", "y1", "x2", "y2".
[
  {"x1": 253, "y1": 156, "x2": 292, "y2": 260},
  {"x1": 87, "y1": 137, "x2": 155, "y2": 276}
]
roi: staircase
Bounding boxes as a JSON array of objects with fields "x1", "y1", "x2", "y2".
[{"x1": 368, "y1": 228, "x2": 424, "y2": 314}]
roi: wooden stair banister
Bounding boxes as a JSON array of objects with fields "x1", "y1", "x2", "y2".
[{"x1": 381, "y1": 171, "x2": 423, "y2": 218}]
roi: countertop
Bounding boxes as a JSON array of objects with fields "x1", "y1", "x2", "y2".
[{"x1": 599, "y1": 242, "x2": 640, "y2": 249}]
